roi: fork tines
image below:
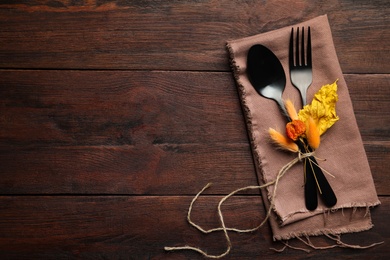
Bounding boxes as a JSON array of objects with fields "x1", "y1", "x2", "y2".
[{"x1": 289, "y1": 26, "x2": 312, "y2": 68}]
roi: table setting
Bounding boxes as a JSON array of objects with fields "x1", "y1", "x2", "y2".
[
  {"x1": 0, "y1": 2, "x2": 388, "y2": 259},
  {"x1": 165, "y1": 14, "x2": 382, "y2": 258}
]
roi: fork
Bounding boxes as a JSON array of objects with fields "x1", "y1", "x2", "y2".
[
  {"x1": 288, "y1": 26, "x2": 337, "y2": 210},
  {"x1": 289, "y1": 26, "x2": 312, "y2": 106}
]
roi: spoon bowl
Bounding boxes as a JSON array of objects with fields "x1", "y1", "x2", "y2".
[{"x1": 246, "y1": 44, "x2": 287, "y2": 116}]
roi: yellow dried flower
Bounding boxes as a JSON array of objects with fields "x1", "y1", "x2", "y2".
[{"x1": 298, "y1": 80, "x2": 339, "y2": 136}]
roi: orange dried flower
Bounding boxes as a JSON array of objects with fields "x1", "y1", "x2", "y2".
[
  {"x1": 286, "y1": 120, "x2": 306, "y2": 141},
  {"x1": 307, "y1": 117, "x2": 321, "y2": 149},
  {"x1": 269, "y1": 128, "x2": 299, "y2": 152}
]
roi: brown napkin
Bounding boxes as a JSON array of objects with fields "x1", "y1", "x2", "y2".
[{"x1": 227, "y1": 15, "x2": 380, "y2": 240}]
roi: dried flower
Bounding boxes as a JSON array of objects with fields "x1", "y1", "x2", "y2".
[
  {"x1": 307, "y1": 117, "x2": 321, "y2": 149},
  {"x1": 298, "y1": 80, "x2": 339, "y2": 136},
  {"x1": 286, "y1": 120, "x2": 306, "y2": 141},
  {"x1": 269, "y1": 128, "x2": 299, "y2": 152},
  {"x1": 284, "y1": 99, "x2": 298, "y2": 120},
  {"x1": 269, "y1": 81, "x2": 339, "y2": 153}
]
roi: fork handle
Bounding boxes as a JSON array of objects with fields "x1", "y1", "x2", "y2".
[
  {"x1": 310, "y1": 155, "x2": 337, "y2": 207},
  {"x1": 300, "y1": 89, "x2": 307, "y2": 106}
]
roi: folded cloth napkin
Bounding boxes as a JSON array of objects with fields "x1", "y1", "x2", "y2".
[{"x1": 227, "y1": 15, "x2": 380, "y2": 241}]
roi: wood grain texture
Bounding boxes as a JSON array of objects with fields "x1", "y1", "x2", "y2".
[
  {"x1": 346, "y1": 74, "x2": 390, "y2": 142},
  {"x1": 0, "y1": 1, "x2": 388, "y2": 259},
  {"x1": 0, "y1": 70, "x2": 248, "y2": 146},
  {"x1": 0, "y1": 0, "x2": 389, "y2": 72},
  {"x1": 1, "y1": 71, "x2": 388, "y2": 146},
  {"x1": 0, "y1": 196, "x2": 388, "y2": 259},
  {"x1": 0, "y1": 144, "x2": 258, "y2": 195},
  {"x1": 0, "y1": 71, "x2": 388, "y2": 195}
]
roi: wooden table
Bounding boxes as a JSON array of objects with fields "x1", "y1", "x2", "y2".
[{"x1": 0, "y1": 1, "x2": 389, "y2": 259}]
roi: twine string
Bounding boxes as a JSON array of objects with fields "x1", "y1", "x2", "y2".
[
  {"x1": 164, "y1": 150, "x2": 382, "y2": 258},
  {"x1": 165, "y1": 151, "x2": 314, "y2": 258}
]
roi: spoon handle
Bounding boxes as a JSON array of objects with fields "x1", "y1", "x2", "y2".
[
  {"x1": 275, "y1": 99, "x2": 290, "y2": 121},
  {"x1": 304, "y1": 157, "x2": 318, "y2": 210}
]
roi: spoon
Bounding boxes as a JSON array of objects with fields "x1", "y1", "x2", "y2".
[
  {"x1": 246, "y1": 44, "x2": 288, "y2": 118},
  {"x1": 246, "y1": 44, "x2": 337, "y2": 210}
]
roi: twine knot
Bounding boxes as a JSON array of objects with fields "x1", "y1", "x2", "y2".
[{"x1": 298, "y1": 150, "x2": 315, "y2": 162}]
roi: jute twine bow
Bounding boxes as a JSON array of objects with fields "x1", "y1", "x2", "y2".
[{"x1": 164, "y1": 151, "x2": 314, "y2": 258}]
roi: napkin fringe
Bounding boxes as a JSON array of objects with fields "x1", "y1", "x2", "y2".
[
  {"x1": 280, "y1": 202, "x2": 381, "y2": 226},
  {"x1": 273, "y1": 232, "x2": 383, "y2": 253},
  {"x1": 226, "y1": 42, "x2": 263, "y2": 181},
  {"x1": 273, "y1": 222, "x2": 374, "y2": 241}
]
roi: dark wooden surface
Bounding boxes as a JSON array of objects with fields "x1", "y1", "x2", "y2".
[{"x1": 0, "y1": 1, "x2": 389, "y2": 259}]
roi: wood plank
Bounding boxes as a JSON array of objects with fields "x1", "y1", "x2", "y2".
[
  {"x1": 0, "y1": 71, "x2": 246, "y2": 145},
  {"x1": 347, "y1": 74, "x2": 390, "y2": 142},
  {"x1": 0, "y1": 70, "x2": 248, "y2": 146},
  {"x1": 0, "y1": 144, "x2": 258, "y2": 195},
  {"x1": 1, "y1": 71, "x2": 389, "y2": 146},
  {"x1": 0, "y1": 0, "x2": 388, "y2": 72},
  {"x1": 0, "y1": 195, "x2": 388, "y2": 259},
  {"x1": 364, "y1": 142, "x2": 390, "y2": 196}
]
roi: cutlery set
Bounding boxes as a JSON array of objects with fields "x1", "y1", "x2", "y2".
[{"x1": 247, "y1": 26, "x2": 337, "y2": 210}]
